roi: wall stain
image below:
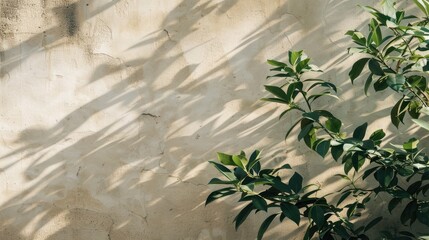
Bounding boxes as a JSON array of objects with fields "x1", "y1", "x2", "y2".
[
  {"x1": 63, "y1": 2, "x2": 79, "y2": 36},
  {"x1": 0, "y1": 0, "x2": 21, "y2": 38}
]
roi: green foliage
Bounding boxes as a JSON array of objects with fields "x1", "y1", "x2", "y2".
[{"x1": 206, "y1": 0, "x2": 429, "y2": 239}]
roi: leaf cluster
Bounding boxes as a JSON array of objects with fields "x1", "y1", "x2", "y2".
[{"x1": 205, "y1": 0, "x2": 429, "y2": 239}]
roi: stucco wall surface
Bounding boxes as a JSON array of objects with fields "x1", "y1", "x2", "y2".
[{"x1": 0, "y1": 0, "x2": 406, "y2": 239}]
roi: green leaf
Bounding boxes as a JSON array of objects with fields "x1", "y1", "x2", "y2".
[
  {"x1": 232, "y1": 154, "x2": 247, "y2": 169},
  {"x1": 369, "y1": 129, "x2": 385, "y2": 142},
  {"x1": 364, "y1": 73, "x2": 373, "y2": 96},
  {"x1": 408, "y1": 100, "x2": 421, "y2": 119},
  {"x1": 261, "y1": 98, "x2": 289, "y2": 104},
  {"x1": 209, "y1": 161, "x2": 237, "y2": 181},
  {"x1": 386, "y1": 74, "x2": 405, "y2": 92},
  {"x1": 368, "y1": 59, "x2": 384, "y2": 76},
  {"x1": 280, "y1": 203, "x2": 301, "y2": 225},
  {"x1": 315, "y1": 140, "x2": 330, "y2": 158},
  {"x1": 289, "y1": 172, "x2": 303, "y2": 194},
  {"x1": 267, "y1": 59, "x2": 287, "y2": 67},
  {"x1": 370, "y1": 19, "x2": 383, "y2": 46},
  {"x1": 289, "y1": 50, "x2": 303, "y2": 65},
  {"x1": 298, "y1": 123, "x2": 314, "y2": 141},
  {"x1": 391, "y1": 96, "x2": 408, "y2": 128},
  {"x1": 349, "y1": 58, "x2": 370, "y2": 83},
  {"x1": 208, "y1": 178, "x2": 236, "y2": 185},
  {"x1": 247, "y1": 150, "x2": 261, "y2": 172},
  {"x1": 257, "y1": 214, "x2": 277, "y2": 240},
  {"x1": 374, "y1": 76, "x2": 388, "y2": 91},
  {"x1": 374, "y1": 167, "x2": 394, "y2": 187},
  {"x1": 217, "y1": 152, "x2": 234, "y2": 165},
  {"x1": 352, "y1": 153, "x2": 365, "y2": 172},
  {"x1": 362, "y1": 166, "x2": 378, "y2": 180},
  {"x1": 398, "y1": 166, "x2": 414, "y2": 177},
  {"x1": 309, "y1": 206, "x2": 325, "y2": 228},
  {"x1": 403, "y1": 138, "x2": 419, "y2": 151},
  {"x1": 344, "y1": 157, "x2": 353, "y2": 174},
  {"x1": 234, "y1": 203, "x2": 254, "y2": 230},
  {"x1": 286, "y1": 82, "x2": 303, "y2": 103},
  {"x1": 302, "y1": 112, "x2": 320, "y2": 122},
  {"x1": 325, "y1": 117, "x2": 342, "y2": 133},
  {"x1": 264, "y1": 85, "x2": 289, "y2": 102},
  {"x1": 252, "y1": 196, "x2": 268, "y2": 211},
  {"x1": 353, "y1": 122, "x2": 368, "y2": 140},
  {"x1": 388, "y1": 198, "x2": 401, "y2": 213},
  {"x1": 331, "y1": 145, "x2": 344, "y2": 161},
  {"x1": 401, "y1": 200, "x2": 418, "y2": 225},
  {"x1": 364, "y1": 217, "x2": 382, "y2": 232},
  {"x1": 205, "y1": 187, "x2": 236, "y2": 205}
]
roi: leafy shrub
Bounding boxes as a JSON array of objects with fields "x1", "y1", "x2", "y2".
[{"x1": 205, "y1": 1, "x2": 429, "y2": 239}]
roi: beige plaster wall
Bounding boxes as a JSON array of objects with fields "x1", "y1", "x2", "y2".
[{"x1": 0, "y1": 0, "x2": 409, "y2": 239}]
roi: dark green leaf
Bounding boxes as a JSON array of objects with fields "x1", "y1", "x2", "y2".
[
  {"x1": 368, "y1": 59, "x2": 384, "y2": 76},
  {"x1": 369, "y1": 129, "x2": 385, "y2": 144},
  {"x1": 407, "y1": 181, "x2": 422, "y2": 195},
  {"x1": 261, "y1": 98, "x2": 289, "y2": 104},
  {"x1": 401, "y1": 200, "x2": 418, "y2": 225},
  {"x1": 264, "y1": 85, "x2": 289, "y2": 102},
  {"x1": 349, "y1": 58, "x2": 370, "y2": 83},
  {"x1": 374, "y1": 167, "x2": 394, "y2": 187},
  {"x1": 209, "y1": 161, "x2": 237, "y2": 181},
  {"x1": 309, "y1": 206, "x2": 325, "y2": 228},
  {"x1": 257, "y1": 214, "x2": 277, "y2": 240},
  {"x1": 362, "y1": 166, "x2": 378, "y2": 180},
  {"x1": 205, "y1": 187, "x2": 236, "y2": 205},
  {"x1": 352, "y1": 153, "x2": 365, "y2": 172},
  {"x1": 353, "y1": 123, "x2": 368, "y2": 140},
  {"x1": 398, "y1": 166, "x2": 414, "y2": 177},
  {"x1": 422, "y1": 172, "x2": 429, "y2": 181},
  {"x1": 247, "y1": 150, "x2": 261, "y2": 172},
  {"x1": 391, "y1": 96, "x2": 408, "y2": 128},
  {"x1": 302, "y1": 112, "x2": 320, "y2": 122},
  {"x1": 208, "y1": 178, "x2": 236, "y2": 185},
  {"x1": 234, "y1": 203, "x2": 254, "y2": 230},
  {"x1": 280, "y1": 203, "x2": 301, "y2": 225},
  {"x1": 289, "y1": 172, "x2": 303, "y2": 194},
  {"x1": 331, "y1": 145, "x2": 344, "y2": 161},
  {"x1": 286, "y1": 82, "x2": 303, "y2": 103},
  {"x1": 374, "y1": 76, "x2": 388, "y2": 91},
  {"x1": 316, "y1": 140, "x2": 330, "y2": 158},
  {"x1": 364, "y1": 73, "x2": 373, "y2": 96},
  {"x1": 344, "y1": 157, "x2": 353, "y2": 174},
  {"x1": 298, "y1": 123, "x2": 313, "y2": 141},
  {"x1": 252, "y1": 196, "x2": 268, "y2": 212},
  {"x1": 388, "y1": 198, "x2": 401, "y2": 213}
]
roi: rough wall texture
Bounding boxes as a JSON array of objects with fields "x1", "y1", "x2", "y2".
[{"x1": 0, "y1": 0, "x2": 408, "y2": 239}]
